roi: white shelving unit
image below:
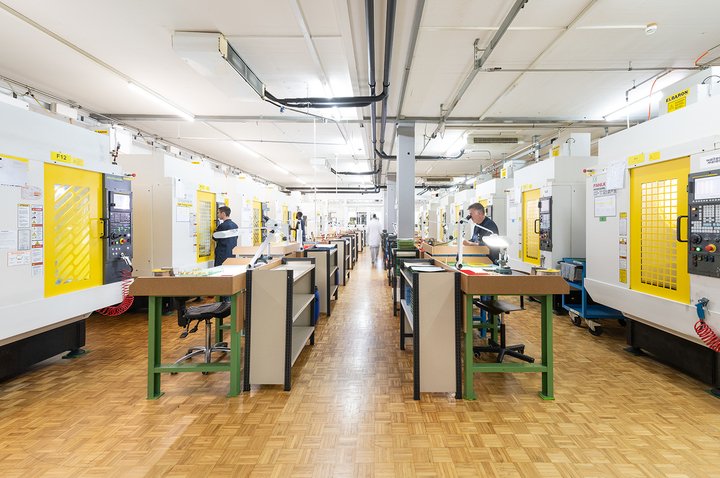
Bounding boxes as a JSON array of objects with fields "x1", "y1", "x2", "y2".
[
  {"x1": 244, "y1": 258, "x2": 316, "y2": 391},
  {"x1": 398, "y1": 258, "x2": 462, "y2": 400},
  {"x1": 330, "y1": 238, "x2": 351, "y2": 285},
  {"x1": 305, "y1": 245, "x2": 339, "y2": 316}
]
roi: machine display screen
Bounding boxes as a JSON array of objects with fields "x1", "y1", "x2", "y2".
[
  {"x1": 112, "y1": 193, "x2": 131, "y2": 210},
  {"x1": 694, "y1": 175, "x2": 720, "y2": 201}
]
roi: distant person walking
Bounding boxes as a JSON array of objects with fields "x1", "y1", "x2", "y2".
[{"x1": 367, "y1": 214, "x2": 382, "y2": 264}]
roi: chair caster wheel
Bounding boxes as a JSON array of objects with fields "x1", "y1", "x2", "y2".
[
  {"x1": 570, "y1": 314, "x2": 582, "y2": 327},
  {"x1": 216, "y1": 342, "x2": 228, "y2": 348},
  {"x1": 202, "y1": 371, "x2": 209, "y2": 375},
  {"x1": 171, "y1": 372, "x2": 178, "y2": 375},
  {"x1": 588, "y1": 325, "x2": 603, "y2": 336}
]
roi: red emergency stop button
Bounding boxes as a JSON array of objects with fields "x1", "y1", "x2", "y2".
[{"x1": 705, "y1": 244, "x2": 717, "y2": 253}]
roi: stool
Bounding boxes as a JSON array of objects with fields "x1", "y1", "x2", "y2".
[
  {"x1": 473, "y1": 299, "x2": 534, "y2": 363},
  {"x1": 174, "y1": 298, "x2": 232, "y2": 369}
]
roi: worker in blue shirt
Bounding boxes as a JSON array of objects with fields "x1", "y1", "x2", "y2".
[
  {"x1": 464, "y1": 202, "x2": 499, "y2": 263},
  {"x1": 213, "y1": 205, "x2": 239, "y2": 267}
]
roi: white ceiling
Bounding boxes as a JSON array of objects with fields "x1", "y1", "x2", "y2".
[{"x1": 0, "y1": 0, "x2": 719, "y2": 188}]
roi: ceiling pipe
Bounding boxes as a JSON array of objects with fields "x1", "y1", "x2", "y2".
[
  {"x1": 366, "y1": 0, "x2": 378, "y2": 160},
  {"x1": 482, "y1": 66, "x2": 700, "y2": 73},
  {"x1": 377, "y1": 0, "x2": 397, "y2": 155},
  {"x1": 375, "y1": 148, "x2": 465, "y2": 161},
  {"x1": 421, "y1": 0, "x2": 530, "y2": 154},
  {"x1": 284, "y1": 187, "x2": 381, "y2": 194},
  {"x1": 330, "y1": 166, "x2": 381, "y2": 176},
  {"x1": 387, "y1": 0, "x2": 425, "y2": 156}
]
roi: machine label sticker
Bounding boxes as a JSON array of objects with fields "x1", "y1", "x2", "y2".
[
  {"x1": 697, "y1": 152, "x2": 720, "y2": 171},
  {"x1": 50, "y1": 151, "x2": 84, "y2": 166},
  {"x1": 649, "y1": 151, "x2": 661, "y2": 161},
  {"x1": 665, "y1": 88, "x2": 689, "y2": 113},
  {"x1": 627, "y1": 153, "x2": 645, "y2": 166}
]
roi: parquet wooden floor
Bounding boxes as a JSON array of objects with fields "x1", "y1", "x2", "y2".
[{"x1": 0, "y1": 253, "x2": 719, "y2": 477}]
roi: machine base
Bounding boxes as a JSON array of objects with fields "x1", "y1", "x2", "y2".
[
  {"x1": 0, "y1": 320, "x2": 86, "y2": 382},
  {"x1": 627, "y1": 319, "x2": 720, "y2": 387}
]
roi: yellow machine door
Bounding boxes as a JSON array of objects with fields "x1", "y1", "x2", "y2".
[
  {"x1": 522, "y1": 188, "x2": 541, "y2": 265},
  {"x1": 630, "y1": 157, "x2": 690, "y2": 302},
  {"x1": 252, "y1": 200, "x2": 263, "y2": 245},
  {"x1": 44, "y1": 164, "x2": 103, "y2": 297},
  {"x1": 196, "y1": 190, "x2": 216, "y2": 263}
]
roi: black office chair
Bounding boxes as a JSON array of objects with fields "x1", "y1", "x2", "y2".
[
  {"x1": 174, "y1": 298, "x2": 232, "y2": 368},
  {"x1": 473, "y1": 299, "x2": 534, "y2": 363}
]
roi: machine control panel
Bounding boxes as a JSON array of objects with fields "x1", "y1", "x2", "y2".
[
  {"x1": 687, "y1": 169, "x2": 720, "y2": 277},
  {"x1": 103, "y1": 174, "x2": 133, "y2": 283},
  {"x1": 539, "y1": 196, "x2": 552, "y2": 251}
]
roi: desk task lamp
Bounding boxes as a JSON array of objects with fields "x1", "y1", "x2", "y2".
[{"x1": 248, "y1": 216, "x2": 288, "y2": 268}]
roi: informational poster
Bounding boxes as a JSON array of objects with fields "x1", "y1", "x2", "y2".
[
  {"x1": 594, "y1": 194, "x2": 617, "y2": 217},
  {"x1": 31, "y1": 226, "x2": 43, "y2": 244},
  {"x1": 8, "y1": 250, "x2": 31, "y2": 266},
  {"x1": 618, "y1": 212, "x2": 628, "y2": 284},
  {"x1": 21, "y1": 185, "x2": 43, "y2": 200},
  {"x1": 619, "y1": 212, "x2": 628, "y2": 236},
  {"x1": 0, "y1": 230, "x2": 17, "y2": 249},
  {"x1": 606, "y1": 161, "x2": 626, "y2": 190},
  {"x1": 0, "y1": 155, "x2": 30, "y2": 187},
  {"x1": 176, "y1": 201, "x2": 192, "y2": 222},
  {"x1": 31, "y1": 206, "x2": 43, "y2": 226},
  {"x1": 17, "y1": 204, "x2": 30, "y2": 228},
  {"x1": 31, "y1": 247, "x2": 43, "y2": 263},
  {"x1": 31, "y1": 264, "x2": 43, "y2": 277},
  {"x1": 18, "y1": 229, "x2": 31, "y2": 250}
]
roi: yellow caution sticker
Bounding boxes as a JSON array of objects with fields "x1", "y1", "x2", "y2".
[
  {"x1": 648, "y1": 151, "x2": 661, "y2": 161},
  {"x1": 619, "y1": 269, "x2": 627, "y2": 284},
  {"x1": 665, "y1": 88, "x2": 689, "y2": 113}
]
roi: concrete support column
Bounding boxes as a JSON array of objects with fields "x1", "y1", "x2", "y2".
[
  {"x1": 384, "y1": 177, "x2": 396, "y2": 233},
  {"x1": 396, "y1": 122, "x2": 415, "y2": 238}
]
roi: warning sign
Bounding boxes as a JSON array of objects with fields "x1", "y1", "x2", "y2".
[{"x1": 665, "y1": 88, "x2": 689, "y2": 113}]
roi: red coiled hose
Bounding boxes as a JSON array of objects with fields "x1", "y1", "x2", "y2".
[
  {"x1": 694, "y1": 320, "x2": 720, "y2": 352},
  {"x1": 95, "y1": 269, "x2": 135, "y2": 316}
]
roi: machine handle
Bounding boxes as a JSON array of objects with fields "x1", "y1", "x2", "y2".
[
  {"x1": 676, "y1": 215, "x2": 688, "y2": 242},
  {"x1": 99, "y1": 217, "x2": 109, "y2": 239},
  {"x1": 534, "y1": 218, "x2": 540, "y2": 234}
]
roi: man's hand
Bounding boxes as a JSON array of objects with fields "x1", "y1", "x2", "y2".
[{"x1": 463, "y1": 239, "x2": 476, "y2": 246}]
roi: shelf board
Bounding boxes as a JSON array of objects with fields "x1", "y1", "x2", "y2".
[
  {"x1": 330, "y1": 284, "x2": 339, "y2": 299},
  {"x1": 565, "y1": 280, "x2": 583, "y2": 290},
  {"x1": 277, "y1": 263, "x2": 315, "y2": 282},
  {"x1": 400, "y1": 299, "x2": 414, "y2": 331},
  {"x1": 291, "y1": 326, "x2": 315, "y2": 365},
  {"x1": 330, "y1": 266, "x2": 339, "y2": 276},
  {"x1": 292, "y1": 294, "x2": 315, "y2": 323}
]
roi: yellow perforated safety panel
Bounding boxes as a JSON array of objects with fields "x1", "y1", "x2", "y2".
[
  {"x1": 252, "y1": 200, "x2": 262, "y2": 246},
  {"x1": 44, "y1": 164, "x2": 103, "y2": 297},
  {"x1": 630, "y1": 157, "x2": 689, "y2": 302},
  {"x1": 522, "y1": 188, "x2": 541, "y2": 265},
  {"x1": 439, "y1": 208, "x2": 446, "y2": 241},
  {"x1": 196, "y1": 190, "x2": 216, "y2": 263}
]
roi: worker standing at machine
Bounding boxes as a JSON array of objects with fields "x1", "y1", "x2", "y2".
[
  {"x1": 292, "y1": 211, "x2": 306, "y2": 242},
  {"x1": 464, "y1": 202, "x2": 499, "y2": 263},
  {"x1": 213, "y1": 205, "x2": 239, "y2": 267}
]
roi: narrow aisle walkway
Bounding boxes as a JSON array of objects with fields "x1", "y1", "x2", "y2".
[{"x1": 0, "y1": 250, "x2": 718, "y2": 477}]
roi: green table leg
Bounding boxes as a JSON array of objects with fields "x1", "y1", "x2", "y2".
[
  {"x1": 147, "y1": 296, "x2": 163, "y2": 399},
  {"x1": 228, "y1": 294, "x2": 242, "y2": 397},
  {"x1": 539, "y1": 294, "x2": 554, "y2": 400},
  {"x1": 464, "y1": 294, "x2": 476, "y2": 400}
]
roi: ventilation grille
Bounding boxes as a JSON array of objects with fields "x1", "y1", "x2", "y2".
[{"x1": 469, "y1": 136, "x2": 519, "y2": 144}]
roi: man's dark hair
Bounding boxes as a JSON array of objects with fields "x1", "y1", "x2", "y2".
[
  {"x1": 468, "y1": 203, "x2": 485, "y2": 214},
  {"x1": 296, "y1": 211, "x2": 303, "y2": 219},
  {"x1": 372, "y1": 214, "x2": 377, "y2": 219},
  {"x1": 218, "y1": 205, "x2": 231, "y2": 216}
]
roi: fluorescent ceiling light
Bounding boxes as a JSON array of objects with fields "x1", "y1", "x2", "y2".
[
  {"x1": 604, "y1": 92, "x2": 662, "y2": 121},
  {"x1": 127, "y1": 82, "x2": 194, "y2": 122},
  {"x1": 234, "y1": 141, "x2": 260, "y2": 157},
  {"x1": 273, "y1": 163, "x2": 289, "y2": 174}
]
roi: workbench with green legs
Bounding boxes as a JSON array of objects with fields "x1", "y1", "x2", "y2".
[
  {"x1": 460, "y1": 271, "x2": 569, "y2": 400},
  {"x1": 131, "y1": 264, "x2": 256, "y2": 399}
]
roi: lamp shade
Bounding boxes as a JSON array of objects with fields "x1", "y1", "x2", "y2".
[{"x1": 482, "y1": 234, "x2": 510, "y2": 248}]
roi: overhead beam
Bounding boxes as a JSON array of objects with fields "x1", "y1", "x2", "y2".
[{"x1": 96, "y1": 113, "x2": 630, "y2": 128}]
